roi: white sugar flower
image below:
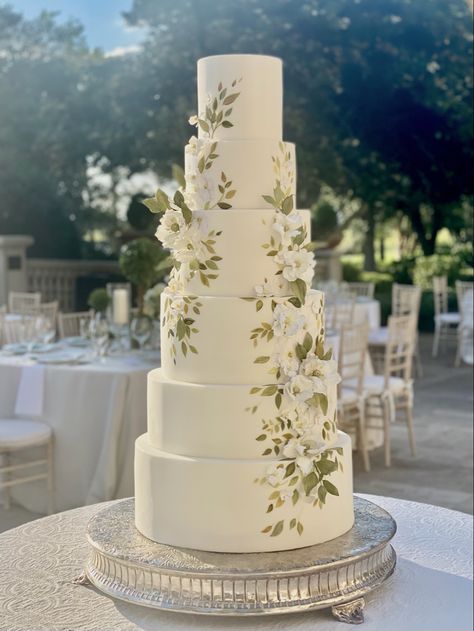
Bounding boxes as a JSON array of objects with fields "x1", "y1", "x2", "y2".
[
  {"x1": 301, "y1": 355, "x2": 341, "y2": 395},
  {"x1": 278, "y1": 248, "x2": 315, "y2": 284},
  {"x1": 265, "y1": 464, "x2": 286, "y2": 487},
  {"x1": 172, "y1": 223, "x2": 203, "y2": 264},
  {"x1": 272, "y1": 303, "x2": 306, "y2": 338},
  {"x1": 283, "y1": 436, "x2": 327, "y2": 476},
  {"x1": 275, "y1": 343, "x2": 300, "y2": 378},
  {"x1": 272, "y1": 212, "x2": 303, "y2": 247},
  {"x1": 283, "y1": 374, "x2": 315, "y2": 405},
  {"x1": 167, "y1": 269, "x2": 185, "y2": 294},
  {"x1": 155, "y1": 210, "x2": 187, "y2": 250},
  {"x1": 188, "y1": 115, "x2": 199, "y2": 126}
]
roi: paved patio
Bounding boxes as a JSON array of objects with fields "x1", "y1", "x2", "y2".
[{"x1": 1, "y1": 333, "x2": 472, "y2": 534}]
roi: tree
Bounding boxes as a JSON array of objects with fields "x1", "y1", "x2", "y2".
[{"x1": 124, "y1": 0, "x2": 473, "y2": 257}]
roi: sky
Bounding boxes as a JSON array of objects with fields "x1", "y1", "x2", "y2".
[{"x1": 9, "y1": 0, "x2": 146, "y2": 54}]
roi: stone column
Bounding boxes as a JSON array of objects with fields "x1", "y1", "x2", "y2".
[{"x1": 0, "y1": 235, "x2": 34, "y2": 307}]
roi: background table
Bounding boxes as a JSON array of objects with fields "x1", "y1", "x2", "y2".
[
  {"x1": 0, "y1": 352, "x2": 157, "y2": 514},
  {"x1": 0, "y1": 494, "x2": 471, "y2": 631}
]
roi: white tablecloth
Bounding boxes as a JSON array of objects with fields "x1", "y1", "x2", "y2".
[
  {"x1": 0, "y1": 353, "x2": 156, "y2": 514},
  {"x1": 0, "y1": 494, "x2": 471, "y2": 631}
]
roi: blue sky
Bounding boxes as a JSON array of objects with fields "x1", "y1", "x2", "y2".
[{"x1": 9, "y1": 0, "x2": 146, "y2": 53}]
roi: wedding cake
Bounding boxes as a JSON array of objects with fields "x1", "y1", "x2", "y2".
[{"x1": 135, "y1": 54, "x2": 354, "y2": 553}]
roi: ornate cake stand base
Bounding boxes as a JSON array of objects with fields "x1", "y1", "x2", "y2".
[{"x1": 84, "y1": 497, "x2": 396, "y2": 624}]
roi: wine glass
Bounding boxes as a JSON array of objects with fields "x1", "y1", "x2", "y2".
[
  {"x1": 89, "y1": 314, "x2": 110, "y2": 361},
  {"x1": 130, "y1": 315, "x2": 152, "y2": 351}
]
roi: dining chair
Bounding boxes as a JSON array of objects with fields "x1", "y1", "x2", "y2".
[
  {"x1": 2, "y1": 316, "x2": 37, "y2": 345},
  {"x1": 363, "y1": 314, "x2": 416, "y2": 467},
  {"x1": 337, "y1": 322, "x2": 370, "y2": 471},
  {"x1": 455, "y1": 281, "x2": 474, "y2": 367},
  {"x1": 345, "y1": 282, "x2": 375, "y2": 300},
  {"x1": 369, "y1": 283, "x2": 422, "y2": 377},
  {"x1": 8, "y1": 292, "x2": 41, "y2": 315},
  {"x1": 0, "y1": 420, "x2": 54, "y2": 515},
  {"x1": 432, "y1": 276, "x2": 460, "y2": 357},
  {"x1": 58, "y1": 311, "x2": 92, "y2": 338},
  {"x1": 326, "y1": 295, "x2": 356, "y2": 332}
]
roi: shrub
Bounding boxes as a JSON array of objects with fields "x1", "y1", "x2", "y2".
[
  {"x1": 413, "y1": 254, "x2": 465, "y2": 289},
  {"x1": 342, "y1": 260, "x2": 362, "y2": 282},
  {"x1": 119, "y1": 238, "x2": 165, "y2": 314},
  {"x1": 87, "y1": 288, "x2": 110, "y2": 313}
]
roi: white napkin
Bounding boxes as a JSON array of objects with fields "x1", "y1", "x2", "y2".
[{"x1": 14, "y1": 365, "x2": 45, "y2": 418}]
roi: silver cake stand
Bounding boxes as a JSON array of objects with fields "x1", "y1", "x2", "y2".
[{"x1": 83, "y1": 497, "x2": 396, "y2": 624}]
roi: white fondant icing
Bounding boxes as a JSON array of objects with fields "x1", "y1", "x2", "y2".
[
  {"x1": 185, "y1": 139, "x2": 296, "y2": 210},
  {"x1": 197, "y1": 55, "x2": 282, "y2": 140},
  {"x1": 178, "y1": 209, "x2": 310, "y2": 296},
  {"x1": 160, "y1": 290, "x2": 325, "y2": 385},
  {"x1": 135, "y1": 431, "x2": 354, "y2": 553},
  {"x1": 147, "y1": 368, "x2": 337, "y2": 459}
]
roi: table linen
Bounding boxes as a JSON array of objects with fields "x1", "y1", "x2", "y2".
[{"x1": 0, "y1": 494, "x2": 471, "y2": 631}]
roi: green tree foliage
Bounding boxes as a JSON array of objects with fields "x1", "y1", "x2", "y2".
[
  {"x1": 0, "y1": 1, "x2": 471, "y2": 261},
  {"x1": 119, "y1": 238, "x2": 166, "y2": 313}
]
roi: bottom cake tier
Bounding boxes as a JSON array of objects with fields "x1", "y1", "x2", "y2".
[{"x1": 135, "y1": 431, "x2": 354, "y2": 553}]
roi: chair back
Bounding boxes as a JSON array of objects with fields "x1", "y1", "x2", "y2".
[
  {"x1": 58, "y1": 311, "x2": 92, "y2": 338},
  {"x1": 2, "y1": 316, "x2": 37, "y2": 344},
  {"x1": 8, "y1": 292, "x2": 41, "y2": 315},
  {"x1": 456, "y1": 281, "x2": 474, "y2": 322},
  {"x1": 392, "y1": 283, "x2": 421, "y2": 317},
  {"x1": 432, "y1": 276, "x2": 448, "y2": 317},
  {"x1": 39, "y1": 301, "x2": 59, "y2": 325},
  {"x1": 338, "y1": 322, "x2": 369, "y2": 397},
  {"x1": 327, "y1": 296, "x2": 356, "y2": 332},
  {"x1": 346, "y1": 282, "x2": 375, "y2": 300},
  {"x1": 384, "y1": 314, "x2": 415, "y2": 385}
]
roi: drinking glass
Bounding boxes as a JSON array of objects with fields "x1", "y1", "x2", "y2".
[
  {"x1": 130, "y1": 315, "x2": 152, "y2": 350},
  {"x1": 89, "y1": 314, "x2": 110, "y2": 361}
]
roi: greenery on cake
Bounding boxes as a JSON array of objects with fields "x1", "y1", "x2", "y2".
[
  {"x1": 185, "y1": 137, "x2": 237, "y2": 210},
  {"x1": 162, "y1": 292, "x2": 201, "y2": 362},
  {"x1": 256, "y1": 443, "x2": 344, "y2": 537},
  {"x1": 260, "y1": 143, "x2": 315, "y2": 304},
  {"x1": 143, "y1": 186, "x2": 224, "y2": 291},
  {"x1": 188, "y1": 77, "x2": 242, "y2": 138},
  {"x1": 243, "y1": 293, "x2": 341, "y2": 537}
]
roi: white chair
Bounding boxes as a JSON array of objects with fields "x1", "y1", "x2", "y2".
[
  {"x1": 337, "y1": 322, "x2": 370, "y2": 471},
  {"x1": 58, "y1": 311, "x2": 92, "y2": 339},
  {"x1": 432, "y1": 276, "x2": 460, "y2": 357},
  {"x1": 363, "y1": 314, "x2": 416, "y2": 467},
  {"x1": 0, "y1": 419, "x2": 54, "y2": 514},
  {"x1": 345, "y1": 282, "x2": 375, "y2": 300},
  {"x1": 369, "y1": 283, "x2": 422, "y2": 376},
  {"x1": 2, "y1": 316, "x2": 37, "y2": 345},
  {"x1": 326, "y1": 296, "x2": 356, "y2": 332},
  {"x1": 455, "y1": 281, "x2": 474, "y2": 367},
  {"x1": 8, "y1": 292, "x2": 41, "y2": 315}
]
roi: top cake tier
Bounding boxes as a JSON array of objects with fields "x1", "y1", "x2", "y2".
[{"x1": 197, "y1": 55, "x2": 282, "y2": 141}]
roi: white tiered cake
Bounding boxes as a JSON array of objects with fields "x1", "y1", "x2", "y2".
[{"x1": 135, "y1": 54, "x2": 354, "y2": 553}]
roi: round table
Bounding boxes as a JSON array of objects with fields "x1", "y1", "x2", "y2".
[{"x1": 0, "y1": 494, "x2": 472, "y2": 631}]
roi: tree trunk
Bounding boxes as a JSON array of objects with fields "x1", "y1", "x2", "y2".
[
  {"x1": 363, "y1": 207, "x2": 376, "y2": 272},
  {"x1": 380, "y1": 236, "x2": 385, "y2": 261}
]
